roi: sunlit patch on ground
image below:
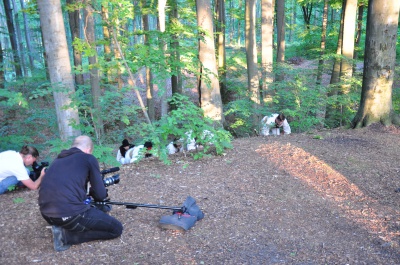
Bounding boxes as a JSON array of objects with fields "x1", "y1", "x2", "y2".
[{"x1": 256, "y1": 141, "x2": 400, "y2": 244}]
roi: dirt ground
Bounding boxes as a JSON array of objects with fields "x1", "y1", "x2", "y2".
[{"x1": 1, "y1": 124, "x2": 400, "y2": 264}]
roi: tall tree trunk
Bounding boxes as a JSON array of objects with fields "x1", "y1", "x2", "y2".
[
  {"x1": 325, "y1": 2, "x2": 345, "y2": 128},
  {"x1": 3, "y1": 0, "x2": 22, "y2": 77},
  {"x1": 19, "y1": 0, "x2": 35, "y2": 70},
  {"x1": 245, "y1": 0, "x2": 260, "y2": 121},
  {"x1": 67, "y1": 0, "x2": 84, "y2": 87},
  {"x1": 245, "y1": 0, "x2": 260, "y2": 128},
  {"x1": 340, "y1": 0, "x2": 357, "y2": 85},
  {"x1": 275, "y1": 0, "x2": 285, "y2": 82},
  {"x1": 170, "y1": 0, "x2": 182, "y2": 98},
  {"x1": 0, "y1": 42, "x2": 4, "y2": 88},
  {"x1": 158, "y1": 0, "x2": 169, "y2": 117},
  {"x1": 215, "y1": 0, "x2": 227, "y2": 104},
  {"x1": 237, "y1": 0, "x2": 242, "y2": 46},
  {"x1": 330, "y1": 3, "x2": 345, "y2": 85},
  {"x1": 11, "y1": 0, "x2": 27, "y2": 77},
  {"x1": 83, "y1": 3, "x2": 104, "y2": 139},
  {"x1": 316, "y1": 0, "x2": 328, "y2": 85},
  {"x1": 351, "y1": 0, "x2": 400, "y2": 128},
  {"x1": 142, "y1": 9, "x2": 155, "y2": 121},
  {"x1": 261, "y1": 0, "x2": 274, "y2": 103},
  {"x1": 301, "y1": 3, "x2": 313, "y2": 30},
  {"x1": 353, "y1": 4, "x2": 364, "y2": 74},
  {"x1": 37, "y1": 0, "x2": 81, "y2": 141},
  {"x1": 196, "y1": 0, "x2": 224, "y2": 126}
]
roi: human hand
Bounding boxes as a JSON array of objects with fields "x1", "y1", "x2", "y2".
[{"x1": 39, "y1": 167, "x2": 46, "y2": 178}]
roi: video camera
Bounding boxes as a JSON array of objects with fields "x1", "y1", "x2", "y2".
[
  {"x1": 29, "y1": 161, "x2": 49, "y2": 181},
  {"x1": 101, "y1": 167, "x2": 120, "y2": 187}
]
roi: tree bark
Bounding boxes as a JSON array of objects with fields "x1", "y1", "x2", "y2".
[
  {"x1": 142, "y1": 7, "x2": 155, "y2": 121},
  {"x1": 84, "y1": 3, "x2": 104, "y2": 138},
  {"x1": 170, "y1": 0, "x2": 182, "y2": 98},
  {"x1": 67, "y1": 0, "x2": 84, "y2": 87},
  {"x1": 261, "y1": 0, "x2": 274, "y2": 103},
  {"x1": 3, "y1": 0, "x2": 22, "y2": 77},
  {"x1": 316, "y1": 0, "x2": 328, "y2": 85},
  {"x1": 196, "y1": 0, "x2": 224, "y2": 126},
  {"x1": 340, "y1": 0, "x2": 357, "y2": 85},
  {"x1": 352, "y1": 0, "x2": 400, "y2": 128},
  {"x1": 245, "y1": 0, "x2": 259, "y2": 103},
  {"x1": 11, "y1": 0, "x2": 27, "y2": 76},
  {"x1": 19, "y1": 0, "x2": 35, "y2": 70},
  {"x1": 0, "y1": 42, "x2": 4, "y2": 88},
  {"x1": 353, "y1": 4, "x2": 364, "y2": 74},
  {"x1": 325, "y1": 1, "x2": 345, "y2": 128},
  {"x1": 37, "y1": 0, "x2": 81, "y2": 141},
  {"x1": 215, "y1": 0, "x2": 227, "y2": 104},
  {"x1": 275, "y1": 0, "x2": 285, "y2": 82},
  {"x1": 158, "y1": 0, "x2": 169, "y2": 117},
  {"x1": 245, "y1": 0, "x2": 260, "y2": 127}
]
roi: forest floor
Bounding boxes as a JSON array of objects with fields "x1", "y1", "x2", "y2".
[{"x1": 1, "y1": 123, "x2": 400, "y2": 264}]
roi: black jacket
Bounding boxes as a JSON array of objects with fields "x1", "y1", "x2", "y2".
[{"x1": 38, "y1": 147, "x2": 107, "y2": 218}]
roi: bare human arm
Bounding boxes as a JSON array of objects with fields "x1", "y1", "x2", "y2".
[{"x1": 20, "y1": 168, "x2": 46, "y2": 190}]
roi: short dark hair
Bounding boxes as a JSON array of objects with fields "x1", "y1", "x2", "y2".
[
  {"x1": 20, "y1": 145, "x2": 39, "y2": 158},
  {"x1": 277, "y1": 113, "x2": 286, "y2": 122}
]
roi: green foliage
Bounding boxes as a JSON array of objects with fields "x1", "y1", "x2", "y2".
[
  {"x1": 0, "y1": 89, "x2": 28, "y2": 108},
  {"x1": 126, "y1": 94, "x2": 233, "y2": 164},
  {"x1": 270, "y1": 64, "x2": 328, "y2": 132},
  {"x1": 224, "y1": 99, "x2": 257, "y2": 137},
  {"x1": 324, "y1": 77, "x2": 362, "y2": 128},
  {"x1": 13, "y1": 197, "x2": 25, "y2": 203},
  {"x1": 7, "y1": 185, "x2": 17, "y2": 192}
]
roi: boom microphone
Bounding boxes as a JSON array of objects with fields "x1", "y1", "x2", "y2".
[{"x1": 100, "y1": 167, "x2": 120, "y2": 175}]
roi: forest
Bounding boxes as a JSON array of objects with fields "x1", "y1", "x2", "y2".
[{"x1": 0, "y1": 0, "x2": 399, "y2": 165}]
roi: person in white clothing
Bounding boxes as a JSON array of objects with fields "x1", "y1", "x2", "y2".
[
  {"x1": 260, "y1": 113, "x2": 291, "y2": 136},
  {"x1": 0, "y1": 145, "x2": 46, "y2": 194},
  {"x1": 126, "y1": 141, "x2": 153, "y2": 163},
  {"x1": 167, "y1": 139, "x2": 183, "y2": 155},
  {"x1": 116, "y1": 139, "x2": 135, "y2": 164}
]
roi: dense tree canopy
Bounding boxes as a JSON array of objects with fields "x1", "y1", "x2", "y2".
[{"x1": 0, "y1": 0, "x2": 398, "y2": 164}]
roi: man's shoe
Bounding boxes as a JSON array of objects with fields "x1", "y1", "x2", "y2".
[{"x1": 51, "y1": 226, "x2": 71, "y2": 252}]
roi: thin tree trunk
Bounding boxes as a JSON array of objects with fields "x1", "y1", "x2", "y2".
[
  {"x1": 325, "y1": 2, "x2": 345, "y2": 128},
  {"x1": 84, "y1": 3, "x2": 104, "y2": 139},
  {"x1": 19, "y1": 0, "x2": 35, "y2": 70},
  {"x1": 216, "y1": 0, "x2": 227, "y2": 104},
  {"x1": 0, "y1": 42, "x2": 4, "y2": 88},
  {"x1": 169, "y1": 0, "x2": 182, "y2": 111},
  {"x1": 316, "y1": 0, "x2": 328, "y2": 85},
  {"x1": 275, "y1": 0, "x2": 285, "y2": 81},
  {"x1": 353, "y1": 4, "x2": 364, "y2": 74},
  {"x1": 11, "y1": 0, "x2": 27, "y2": 76},
  {"x1": 142, "y1": 9, "x2": 155, "y2": 121},
  {"x1": 3, "y1": 0, "x2": 22, "y2": 77},
  {"x1": 67, "y1": 0, "x2": 84, "y2": 87},
  {"x1": 245, "y1": 0, "x2": 260, "y2": 127},
  {"x1": 330, "y1": 2, "x2": 345, "y2": 85}
]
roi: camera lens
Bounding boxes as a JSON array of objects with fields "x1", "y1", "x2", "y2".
[{"x1": 103, "y1": 174, "x2": 120, "y2": 187}]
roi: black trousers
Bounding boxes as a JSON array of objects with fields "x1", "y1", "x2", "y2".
[{"x1": 42, "y1": 207, "x2": 123, "y2": 245}]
